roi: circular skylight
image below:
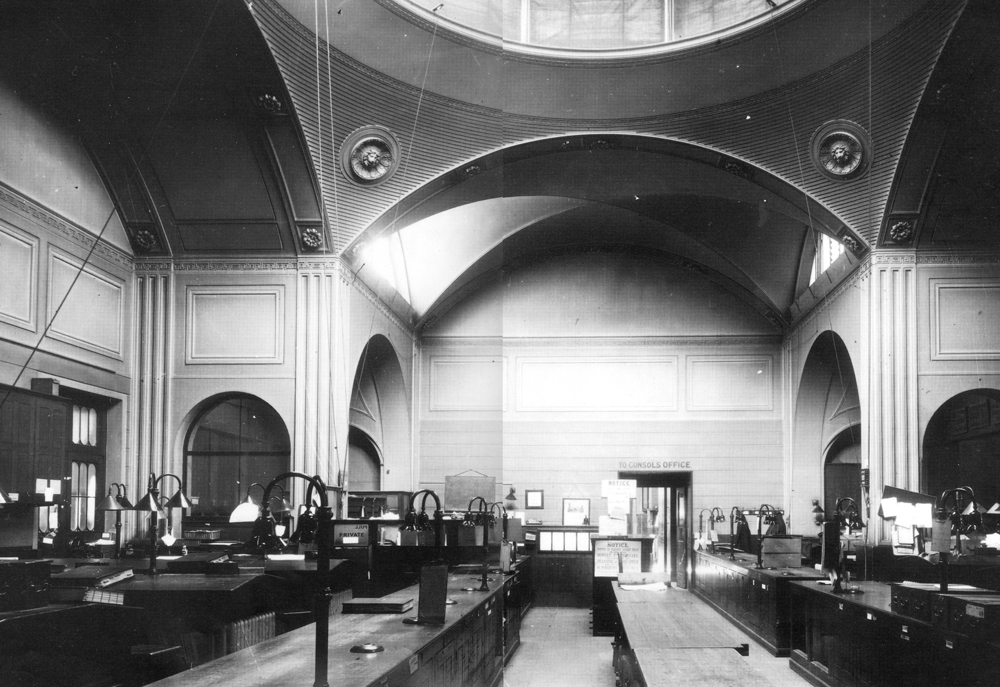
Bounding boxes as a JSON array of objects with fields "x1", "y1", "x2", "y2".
[{"x1": 394, "y1": 0, "x2": 798, "y2": 58}]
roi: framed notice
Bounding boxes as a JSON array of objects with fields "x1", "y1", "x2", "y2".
[
  {"x1": 563, "y1": 498, "x2": 590, "y2": 526},
  {"x1": 525, "y1": 490, "x2": 544, "y2": 509}
]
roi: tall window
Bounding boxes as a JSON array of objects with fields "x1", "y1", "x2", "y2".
[
  {"x1": 65, "y1": 401, "x2": 106, "y2": 533},
  {"x1": 185, "y1": 396, "x2": 290, "y2": 518},
  {"x1": 70, "y1": 461, "x2": 97, "y2": 531},
  {"x1": 810, "y1": 234, "x2": 846, "y2": 285}
]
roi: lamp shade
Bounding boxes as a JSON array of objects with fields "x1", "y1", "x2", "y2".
[
  {"x1": 116, "y1": 492, "x2": 135, "y2": 510},
  {"x1": 164, "y1": 489, "x2": 193, "y2": 510},
  {"x1": 230, "y1": 494, "x2": 262, "y2": 523},
  {"x1": 97, "y1": 488, "x2": 127, "y2": 511},
  {"x1": 134, "y1": 491, "x2": 166, "y2": 516}
]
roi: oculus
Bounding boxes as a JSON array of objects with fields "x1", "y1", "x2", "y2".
[
  {"x1": 810, "y1": 120, "x2": 871, "y2": 181},
  {"x1": 341, "y1": 126, "x2": 400, "y2": 187}
]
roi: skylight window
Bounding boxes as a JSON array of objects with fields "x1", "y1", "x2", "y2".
[
  {"x1": 810, "y1": 234, "x2": 846, "y2": 285},
  {"x1": 399, "y1": 0, "x2": 796, "y2": 55}
]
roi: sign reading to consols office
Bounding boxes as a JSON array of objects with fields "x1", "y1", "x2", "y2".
[
  {"x1": 616, "y1": 460, "x2": 692, "y2": 471},
  {"x1": 593, "y1": 539, "x2": 642, "y2": 577}
]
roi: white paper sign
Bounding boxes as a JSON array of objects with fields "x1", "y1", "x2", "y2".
[
  {"x1": 594, "y1": 539, "x2": 642, "y2": 577},
  {"x1": 598, "y1": 515, "x2": 628, "y2": 536},
  {"x1": 602, "y1": 479, "x2": 637, "y2": 499},
  {"x1": 608, "y1": 495, "x2": 630, "y2": 520}
]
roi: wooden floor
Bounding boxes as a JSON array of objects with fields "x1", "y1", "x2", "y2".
[{"x1": 503, "y1": 591, "x2": 814, "y2": 687}]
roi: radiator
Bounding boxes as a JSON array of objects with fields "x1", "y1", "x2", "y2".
[{"x1": 224, "y1": 611, "x2": 276, "y2": 654}]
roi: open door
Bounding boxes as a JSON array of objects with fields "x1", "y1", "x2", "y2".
[{"x1": 619, "y1": 471, "x2": 692, "y2": 588}]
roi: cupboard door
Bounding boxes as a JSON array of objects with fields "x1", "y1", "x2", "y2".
[
  {"x1": 33, "y1": 399, "x2": 68, "y2": 483},
  {"x1": 0, "y1": 395, "x2": 33, "y2": 492}
]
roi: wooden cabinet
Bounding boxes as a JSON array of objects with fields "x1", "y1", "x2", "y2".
[
  {"x1": 0, "y1": 385, "x2": 70, "y2": 494},
  {"x1": 693, "y1": 550, "x2": 824, "y2": 656},
  {"x1": 789, "y1": 580, "x2": 1000, "y2": 687}
]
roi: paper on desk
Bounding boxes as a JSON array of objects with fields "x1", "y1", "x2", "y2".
[
  {"x1": 267, "y1": 554, "x2": 306, "y2": 561},
  {"x1": 985, "y1": 533, "x2": 1000, "y2": 548},
  {"x1": 618, "y1": 582, "x2": 669, "y2": 592},
  {"x1": 895, "y1": 502, "x2": 915, "y2": 528}
]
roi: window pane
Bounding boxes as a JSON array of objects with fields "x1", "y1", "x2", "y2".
[
  {"x1": 87, "y1": 465, "x2": 96, "y2": 530},
  {"x1": 89, "y1": 408, "x2": 98, "y2": 446},
  {"x1": 72, "y1": 406, "x2": 81, "y2": 445}
]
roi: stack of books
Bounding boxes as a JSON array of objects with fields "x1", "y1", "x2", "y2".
[
  {"x1": 49, "y1": 565, "x2": 134, "y2": 604},
  {"x1": 342, "y1": 595, "x2": 414, "y2": 614}
]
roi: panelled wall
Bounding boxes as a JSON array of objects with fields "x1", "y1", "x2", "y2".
[{"x1": 417, "y1": 252, "x2": 785, "y2": 521}]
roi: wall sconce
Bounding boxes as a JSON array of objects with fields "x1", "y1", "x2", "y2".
[
  {"x1": 135, "y1": 472, "x2": 193, "y2": 575},
  {"x1": 812, "y1": 500, "x2": 825, "y2": 527}
]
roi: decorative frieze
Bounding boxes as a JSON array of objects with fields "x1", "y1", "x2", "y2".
[{"x1": 0, "y1": 182, "x2": 133, "y2": 271}]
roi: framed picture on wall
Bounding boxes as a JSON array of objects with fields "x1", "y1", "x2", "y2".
[
  {"x1": 525, "y1": 490, "x2": 544, "y2": 509},
  {"x1": 563, "y1": 498, "x2": 590, "y2": 526}
]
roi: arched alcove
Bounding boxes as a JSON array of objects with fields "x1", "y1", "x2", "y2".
[
  {"x1": 182, "y1": 394, "x2": 291, "y2": 519},
  {"x1": 923, "y1": 389, "x2": 1000, "y2": 508},
  {"x1": 792, "y1": 331, "x2": 862, "y2": 531},
  {"x1": 348, "y1": 335, "x2": 411, "y2": 490}
]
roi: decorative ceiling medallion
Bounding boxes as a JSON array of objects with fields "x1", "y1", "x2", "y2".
[
  {"x1": 341, "y1": 126, "x2": 400, "y2": 187},
  {"x1": 253, "y1": 92, "x2": 287, "y2": 116},
  {"x1": 298, "y1": 225, "x2": 324, "y2": 251},
  {"x1": 128, "y1": 224, "x2": 162, "y2": 254},
  {"x1": 889, "y1": 220, "x2": 914, "y2": 243},
  {"x1": 810, "y1": 120, "x2": 871, "y2": 181}
]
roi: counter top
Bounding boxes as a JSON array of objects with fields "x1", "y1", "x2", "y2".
[
  {"x1": 788, "y1": 579, "x2": 893, "y2": 614},
  {"x1": 147, "y1": 571, "x2": 514, "y2": 686},
  {"x1": 697, "y1": 550, "x2": 826, "y2": 580}
]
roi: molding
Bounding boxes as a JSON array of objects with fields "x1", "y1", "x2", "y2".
[
  {"x1": 789, "y1": 257, "x2": 871, "y2": 334},
  {"x1": 930, "y1": 280, "x2": 1000, "y2": 361},
  {"x1": 0, "y1": 221, "x2": 38, "y2": 332},
  {"x1": 870, "y1": 252, "x2": 917, "y2": 265},
  {"x1": 46, "y1": 247, "x2": 125, "y2": 360},
  {"x1": 0, "y1": 181, "x2": 134, "y2": 272},
  {"x1": 185, "y1": 284, "x2": 286, "y2": 365},
  {"x1": 420, "y1": 335, "x2": 782, "y2": 348},
  {"x1": 917, "y1": 252, "x2": 1000, "y2": 265}
]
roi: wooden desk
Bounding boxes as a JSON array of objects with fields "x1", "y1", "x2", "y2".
[
  {"x1": 147, "y1": 569, "x2": 522, "y2": 687},
  {"x1": 609, "y1": 586, "x2": 769, "y2": 687}
]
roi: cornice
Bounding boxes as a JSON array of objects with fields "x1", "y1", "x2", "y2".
[
  {"x1": 133, "y1": 258, "x2": 298, "y2": 273},
  {"x1": 789, "y1": 256, "x2": 871, "y2": 335},
  {"x1": 332, "y1": 260, "x2": 416, "y2": 341},
  {"x1": 420, "y1": 335, "x2": 782, "y2": 349},
  {"x1": 0, "y1": 182, "x2": 134, "y2": 272},
  {"x1": 917, "y1": 252, "x2": 1000, "y2": 265},
  {"x1": 870, "y1": 252, "x2": 917, "y2": 266}
]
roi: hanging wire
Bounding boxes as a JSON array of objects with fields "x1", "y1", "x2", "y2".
[{"x1": 0, "y1": 0, "x2": 223, "y2": 418}]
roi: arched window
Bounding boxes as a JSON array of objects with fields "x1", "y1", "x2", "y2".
[{"x1": 184, "y1": 396, "x2": 290, "y2": 518}]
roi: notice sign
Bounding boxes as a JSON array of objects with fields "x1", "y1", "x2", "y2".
[
  {"x1": 333, "y1": 523, "x2": 370, "y2": 546},
  {"x1": 602, "y1": 479, "x2": 637, "y2": 499},
  {"x1": 594, "y1": 539, "x2": 642, "y2": 577}
]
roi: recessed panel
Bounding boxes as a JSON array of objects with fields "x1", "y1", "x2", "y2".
[
  {"x1": 932, "y1": 282, "x2": 1000, "y2": 360},
  {"x1": 516, "y1": 357, "x2": 677, "y2": 412},
  {"x1": 0, "y1": 223, "x2": 37, "y2": 330},
  {"x1": 177, "y1": 223, "x2": 283, "y2": 251},
  {"x1": 687, "y1": 356, "x2": 772, "y2": 410},
  {"x1": 48, "y1": 252, "x2": 123, "y2": 357},
  {"x1": 429, "y1": 357, "x2": 504, "y2": 411},
  {"x1": 186, "y1": 286, "x2": 285, "y2": 364}
]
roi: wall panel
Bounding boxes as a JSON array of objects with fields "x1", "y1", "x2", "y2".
[
  {"x1": 0, "y1": 222, "x2": 36, "y2": 330},
  {"x1": 186, "y1": 285, "x2": 284, "y2": 364},
  {"x1": 48, "y1": 251, "x2": 123, "y2": 358}
]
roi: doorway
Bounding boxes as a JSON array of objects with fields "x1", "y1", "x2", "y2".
[{"x1": 618, "y1": 471, "x2": 693, "y2": 588}]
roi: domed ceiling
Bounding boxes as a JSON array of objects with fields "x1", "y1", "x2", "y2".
[{"x1": 1, "y1": 0, "x2": 997, "y2": 332}]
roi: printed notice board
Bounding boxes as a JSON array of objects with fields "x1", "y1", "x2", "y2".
[{"x1": 593, "y1": 539, "x2": 642, "y2": 577}]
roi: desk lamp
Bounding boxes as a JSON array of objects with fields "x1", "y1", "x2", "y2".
[
  {"x1": 135, "y1": 472, "x2": 192, "y2": 575},
  {"x1": 96, "y1": 483, "x2": 133, "y2": 558},
  {"x1": 728, "y1": 506, "x2": 746, "y2": 560},
  {"x1": 249, "y1": 472, "x2": 332, "y2": 687},
  {"x1": 755, "y1": 504, "x2": 782, "y2": 569}
]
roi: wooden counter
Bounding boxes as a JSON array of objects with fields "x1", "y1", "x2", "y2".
[
  {"x1": 609, "y1": 585, "x2": 769, "y2": 687},
  {"x1": 147, "y1": 567, "x2": 525, "y2": 687},
  {"x1": 693, "y1": 550, "x2": 825, "y2": 655},
  {"x1": 789, "y1": 579, "x2": 1000, "y2": 687}
]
